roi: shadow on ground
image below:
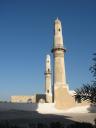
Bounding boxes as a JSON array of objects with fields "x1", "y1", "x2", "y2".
[
  {"x1": 0, "y1": 103, "x2": 96, "y2": 128},
  {"x1": 0, "y1": 110, "x2": 96, "y2": 128}
]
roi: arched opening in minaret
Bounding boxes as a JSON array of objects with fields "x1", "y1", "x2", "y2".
[
  {"x1": 58, "y1": 28, "x2": 61, "y2": 31},
  {"x1": 48, "y1": 68, "x2": 50, "y2": 72},
  {"x1": 47, "y1": 89, "x2": 49, "y2": 93}
]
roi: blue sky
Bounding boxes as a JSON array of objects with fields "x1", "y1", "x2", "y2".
[{"x1": 0, "y1": 0, "x2": 96, "y2": 101}]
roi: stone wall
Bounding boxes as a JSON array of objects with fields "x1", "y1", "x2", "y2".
[
  {"x1": 11, "y1": 95, "x2": 36, "y2": 103},
  {"x1": 11, "y1": 94, "x2": 47, "y2": 103}
]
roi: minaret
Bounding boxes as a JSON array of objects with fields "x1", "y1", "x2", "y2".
[
  {"x1": 52, "y1": 18, "x2": 67, "y2": 87},
  {"x1": 52, "y1": 18, "x2": 75, "y2": 109},
  {"x1": 44, "y1": 55, "x2": 52, "y2": 103}
]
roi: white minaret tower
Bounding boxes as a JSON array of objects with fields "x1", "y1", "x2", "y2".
[
  {"x1": 52, "y1": 18, "x2": 67, "y2": 87},
  {"x1": 52, "y1": 18, "x2": 75, "y2": 109},
  {"x1": 44, "y1": 54, "x2": 52, "y2": 103}
]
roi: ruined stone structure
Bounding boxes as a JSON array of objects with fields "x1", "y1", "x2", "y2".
[
  {"x1": 11, "y1": 96, "x2": 36, "y2": 103},
  {"x1": 11, "y1": 94, "x2": 46, "y2": 103}
]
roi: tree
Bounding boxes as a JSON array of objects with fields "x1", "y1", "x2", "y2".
[
  {"x1": 75, "y1": 53, "x2": 96, "y2": 104},
  {"x1": 89, "y1": 53, "x2": 96, "y2": 82}
]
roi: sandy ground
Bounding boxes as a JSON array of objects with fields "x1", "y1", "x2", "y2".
[
  {"x1": 0, "y1": 110, "x2": 95, "y2": 126},
  {"x1": 0, "y1": 103, "x2": 96, "y2": 127}
]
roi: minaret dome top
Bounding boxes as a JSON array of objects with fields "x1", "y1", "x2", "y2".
[
  {"x1": 55, "y1": 17, "x2": 61, "y2": 24},
  {"x1": 46, "y1": 54, "x2": 50, "y2": 61}
]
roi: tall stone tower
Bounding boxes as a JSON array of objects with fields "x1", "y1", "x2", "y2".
[
  {"x1": 44, "y1": 55, "x2": 52, "y2": 103},
  {"x1": 52, "y1": 18, "x2": 75, "y2": 109}
]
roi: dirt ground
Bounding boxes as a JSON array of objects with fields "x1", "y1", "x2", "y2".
[{"x1": 0, "y1": 110, "x2": 95, "y2": 127}]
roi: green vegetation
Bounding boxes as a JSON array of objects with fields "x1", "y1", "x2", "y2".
[{"x1": 75, "y1": 53, "x2": 96, "y2": 104}]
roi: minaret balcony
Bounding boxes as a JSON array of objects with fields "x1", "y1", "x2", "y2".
[
  {"x1": 51, "y1": 47, "x2": 66, "y2": 53},
  {"x1": 44, "y1": 71, "x2": 51, "y2": 75}
]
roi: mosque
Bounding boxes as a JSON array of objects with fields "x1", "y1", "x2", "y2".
[{"x1": 11, "y1": 18, "x2": 89, "y2": 109}]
